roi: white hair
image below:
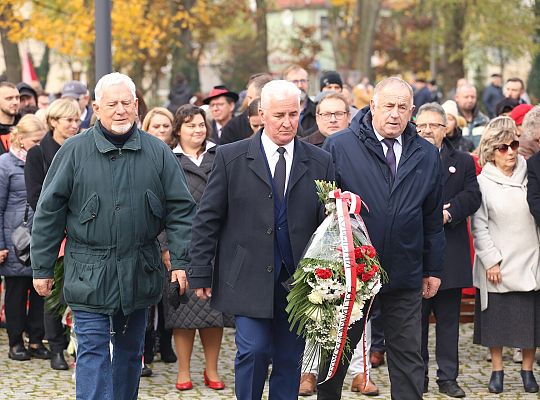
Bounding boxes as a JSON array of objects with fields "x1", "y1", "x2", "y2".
[
  {"x1": 372, "y1": 77, "x2": 414, "y2": 107},
  {"x1": 260, "y1": 80, "x2": 301, "y2": 109},
  {"x1": 94, "y1": 72, "x2": 137, "y2": 103}
]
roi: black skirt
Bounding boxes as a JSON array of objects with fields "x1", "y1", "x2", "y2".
[{"x1": 473, "y1": 289, "x2": 540, "y2": 348}]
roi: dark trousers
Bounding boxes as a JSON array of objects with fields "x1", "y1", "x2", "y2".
[
  {"x1": 4, "y1": 276, "x2": 45, "y2": 347},
  {"x1": 44, "y1": 308, "x2": 68, "y2": 354},
  {"x1": 421, "y1": 288, "x2": 462, "y2": 382},
  {"x1": 318, "y1": 289, "x2": 424, "y2": 400},
  {"x1": 369, "y1": 296, "x2": 385, "y2": 352},
  {"x1": 143, "y1": 300, "x2": 173, "y2": 363},
  {"x1": 234, "y1": 270, "x2": 305, "y2": 400}
]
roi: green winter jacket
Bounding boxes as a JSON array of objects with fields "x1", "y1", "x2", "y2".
[{"x1": 31, "y1": 123, "x2": 196, "y2": 315}]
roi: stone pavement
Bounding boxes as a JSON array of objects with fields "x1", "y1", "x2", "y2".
[{"x1": 0, "y1": 323, "x2": 538, "y2": 399}]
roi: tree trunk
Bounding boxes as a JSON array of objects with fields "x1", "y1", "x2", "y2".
[
  {"x1": 169, "y1": 0, "x2": 199, "y2": 92},
  {"x1": 0, "y1": 25, "x2": 21, "y2": 83},
  {"x1": 526, "y1": 0, "x2": 540, "y2": 103},
  {"x1": 254, "y1": 0, "x2": 269, "y2": 72},
  {"x1": 438, "y1": 2, "x2": 466, "y2": 95},
  {"x1": 354, "y1": 0, "x2": 380, "y2": 81},
  {"x1": 170, "y1": 28, "x2": 200, "y2": 92}
]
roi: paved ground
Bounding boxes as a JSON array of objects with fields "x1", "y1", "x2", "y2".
[{"x1": 0, "y1": 323, "x2": 538, "y2": 399}]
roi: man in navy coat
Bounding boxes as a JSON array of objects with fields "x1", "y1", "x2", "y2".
[
  {"x1": 416, "y1": 103, "x2": 481, "y2": 398},
  {"x1": 319, "y1": 77, "x2": 445, "y2": 399},
  {"x1": 179, "y1": 80, "x2": 334, "y2": 399}
]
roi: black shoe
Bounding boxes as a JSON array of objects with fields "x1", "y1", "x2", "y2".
[
  {"x1": 521, "y1": 370, "x2": 539, "y2": 393},
  {"x1": 438, "y1": 380, "x2": 466, "y2": 398},
  {"x1": 29, "y1": 344, "x2": 51, "y2": 359},
  {"x1": 8, "y1": 343, "x2": 30, "y2": 361},
  {"x1": 423, "y1": 377, "x2": 429, "y2": 393},
  {"x1": 141, "y1": 364, "x2": 153, "y2": 377},
  {"x1": 50, "y1": 352, "x2": 69, "y2": 370},
  {"x1": 161, "y1": 349, "x2": 177, "y2": 363},
  {"x1": 488, "y1": 370, "x2": 504, "y2": 394}
]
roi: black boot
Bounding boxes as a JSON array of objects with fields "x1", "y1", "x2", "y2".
[
  {"x1": 50, "y1": 352, "x2": 69, "y2": 370},
  {"x1": 488, "y1": 370, "x2": 504, "y2": 394},
  {"x1": 8, "y1": 343, "x2": 30, "y2": 361},
  {"x1": 520, "y1": 370, "x2": 539, "y2": 393}
]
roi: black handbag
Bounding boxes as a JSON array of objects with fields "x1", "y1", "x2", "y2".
[{"x1": 11, "y1": 202, "x2": 31, "y2": 267}]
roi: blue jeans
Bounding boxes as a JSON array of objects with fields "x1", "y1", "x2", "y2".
[{"x1": 73, "y1": 308, "x2": 147, "y2": 400}]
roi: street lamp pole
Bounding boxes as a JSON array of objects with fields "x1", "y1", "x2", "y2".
[{"x1": 94, "y1": 0, "x2": 112, "y2": 81}]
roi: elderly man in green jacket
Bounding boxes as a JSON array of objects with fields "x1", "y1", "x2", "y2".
[{"x1": 30, "y1": 72, "x2": 196, "y2": 400}]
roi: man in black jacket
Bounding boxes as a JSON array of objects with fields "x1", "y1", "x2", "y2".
[
  {"x1": 220, "y1": 73, "x2": 273, "y2": 144},
  {"x1": 416, "y1": 103, "x2": 481, "y2": 398},
  {"x1": 0, "y1": 81, "x2": 21, "y2": 154},
  {"x1": 319, "y1": 77, "x2": 445, "y2": 400},
  {"x1": 283, "y1": 65, "x2": 317, "y2": 136}
]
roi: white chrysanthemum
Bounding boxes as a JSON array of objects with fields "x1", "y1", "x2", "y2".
[{"x1": 308, "y1": 290, "x2": 324, "y2": 304}]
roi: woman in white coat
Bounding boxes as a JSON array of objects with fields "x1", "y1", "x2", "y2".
[{"x1": 472, "y1": 116, "x2": 540, "y2": 394}]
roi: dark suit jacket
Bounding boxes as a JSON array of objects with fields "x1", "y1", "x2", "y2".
[
  {"x1": 439, "y1": 139, "x2": 481, "y2": 290},
  {"x1": 220, "y1": 110, "x2": 253, "y2": 144},
  {"x1": 297, "y1": 97, "x2": 317, "y2": 137},
  {"x1": 527, "y1": 151, "x2": 540, "y2": 225},
  {"x1": 187, "y1": 132, "x2": 335, "y2": 318}
]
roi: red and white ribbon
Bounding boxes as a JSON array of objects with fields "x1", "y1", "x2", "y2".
[{"x1": 320, "y1": 189, "x2": 362, "y2": 384}]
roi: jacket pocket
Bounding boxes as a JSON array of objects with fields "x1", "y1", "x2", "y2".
[
  {"x1": 63, "y1": 258, "x2": 107, "y2": 307},
  {"x1": 145, "y1": 190, "x2": 164, "y2": 236},
  {"x1": 79, "y1": 193, "x2": 99, "y2": 224},
  {"x1": 135, "y1": 245, "x2": 164, "y2": 299},
  {"x1": 225, "y1": 245, "x2": 246, "y2": 288}
]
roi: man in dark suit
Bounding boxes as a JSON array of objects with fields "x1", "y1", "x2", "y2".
[
  {"x1": 178, "y1": 80, "x2": 334, "y2": 399},
  {"x1": 220, "y1": 73, "x2": 273, "y2": 144},
  {"x1": 283, "y1": 65, "x2": 317, "y2": 136},
  {"x1": 416, "y1": 103, "x2": 482, "y2": 398},
  {"x1": 319, "y1": 77, "x2": 445, "y2": 399}
]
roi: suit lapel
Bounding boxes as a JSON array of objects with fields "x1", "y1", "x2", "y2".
[
  {"x1": 247, "y1": 132, "x2": 273, "y2": 189},
  {"x1": 287, "y1": 138, "x2": 309, "y2": 196},
  {"x1": 441, "y1": 144, "x2": 456, "y2": 186}
]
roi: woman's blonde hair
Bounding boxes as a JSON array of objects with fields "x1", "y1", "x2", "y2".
[
  {"x1": 10, "y1": 114, "x2": 47, "y2": 147},
  {"x1": 142, "y1": 107, "x2": 176, "y2": 148},
  {"x1": 477, "y1": 116, "x2": 518, "y2": 167},
  {"x1": 46, "y1": 98, "x2": 80, "y2": 131}
]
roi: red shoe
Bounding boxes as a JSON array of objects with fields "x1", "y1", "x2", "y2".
[
  {"x1": 204, "y1": 369, "x2": 225, "y2": 390},
  {"x1": 175, "y1": 381, "x2": 193, "y2": 391}
]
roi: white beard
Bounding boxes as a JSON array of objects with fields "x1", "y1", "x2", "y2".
[{"x1": 111, "y1": 123, "x2": 132, "y2": 134}]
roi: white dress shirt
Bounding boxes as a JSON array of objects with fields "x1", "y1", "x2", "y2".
[
  {"x1": 173, "y1": 141, "x2": 216, "y2": 167},
  {"x1": 261, "y1": 132, "x2": 294, "y2": 196},
  {"x1": 372, "y1": 124, "x2": 403, "y2": 169}
]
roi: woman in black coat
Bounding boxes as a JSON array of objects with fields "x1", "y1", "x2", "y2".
[
  {"x1": 163, "y1": 105, "x2": 229, "y2": 391},
  {"x1": 24, "y1": 98, "x2": 80, "y2": 370}
]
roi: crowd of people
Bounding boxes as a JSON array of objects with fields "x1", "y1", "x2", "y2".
[{"x1": 0, "y1": 66, "x2": 538, "y2": 400}]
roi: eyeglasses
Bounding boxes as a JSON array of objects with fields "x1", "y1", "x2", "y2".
[
  {"x1": 494, "y1": 140, "x2": 519, "y2": 153},
  {"x1": 317, "y1": 111, "x2": 349, "y2": 121},
  {"x1": 209, "y1": 102, "x2": 228, "y2": 109},
  {"x1": 416, "y1": 122, "x2": 446, "y2": 131},
  {"x1": 290, "y1": 79, "x2": 308, "y2": 85}
]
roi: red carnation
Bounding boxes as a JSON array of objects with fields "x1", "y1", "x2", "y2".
[
  {"x1": 361, "y1": 245, "x2": 376, "y2": 258},
  {"x1": 315, "y1": 268, "x2": 332, "y2": 280},
  {"x1": 354, "y1": 247, "x2": 362, "y2": 259},
  {"x1": 356, "y1": 263, "x2": 366, "y2": 275}
]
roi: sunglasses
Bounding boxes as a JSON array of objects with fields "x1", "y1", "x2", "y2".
[{"x1": 494, "y1": 140, "x2": 519, "y2": 153}]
